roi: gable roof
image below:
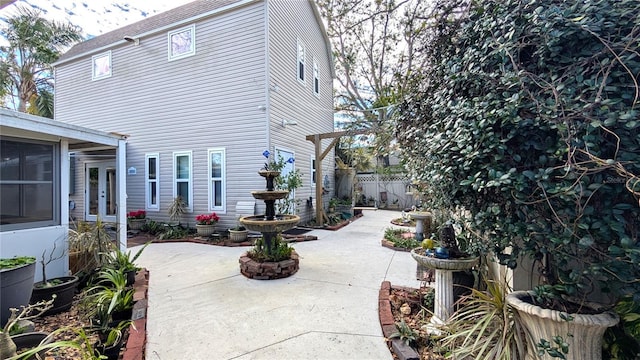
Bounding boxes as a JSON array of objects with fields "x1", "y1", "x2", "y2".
[
  {"x1": 55, "y1": 0, "x2": 256, "y2": 65},
  {"x1": 54, "y1": 0, "x2": 335, "y2": 77}
]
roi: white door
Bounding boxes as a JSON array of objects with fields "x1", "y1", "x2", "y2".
[
  {"x1": 85, "y1": 161, "x2": 117, "y2": 222},
  {"x1": 275, "y1": 148, "x2": 295, "y2": 214}
]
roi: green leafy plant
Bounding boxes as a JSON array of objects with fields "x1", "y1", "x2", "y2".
[
  {"x1": 441, "y1": 276, "x2": 527, "y2": 360},
  {"x1": 248, "y1": 235, "x2": 293, "y2": 262},
  {"x1": 603, "y1": 296, "x2": 640, "y2": 359},
  {"x1": 140, "y1": 219, "x2": 164, "y2": 235},
  {"x1": 397, "y1": 0, "x2": 640, "y2": 311},
  {"x1": 104, "y1": 242, "x2": 149, "y2": 273},
  {"x1": 68, "y1": 217, "x2": 115, "y2": 276},
  {"x1": 0, "y1": 257, "x2": 35, "y2": 270},
  {"x1": 389, "y1": 319, "x2": 419, "y2": 346}
]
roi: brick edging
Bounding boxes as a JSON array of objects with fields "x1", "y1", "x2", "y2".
[
  {"x1": 122, "y1": 269, "x2": 149, "y2": 360},
  {"x1": 378, "y1": 281, "x2": 420, "y2": 360}
]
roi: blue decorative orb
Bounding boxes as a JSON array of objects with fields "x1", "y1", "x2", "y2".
[{"x1": 434, "y1": 247, "x2": 450, "y2": 259}]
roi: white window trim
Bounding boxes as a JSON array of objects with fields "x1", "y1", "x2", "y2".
[
  {"x1": 92, "y1": 51, "x2": 112, "y2": 80},
  {"x1": 145, "y1": 153, "x2": 159, "y2": 211},
  {"x1": 168, "y1": 24, "x2": 196, "y2": 61},
  {"x1": 207, "y1": 148, "x2": 226, "y2": 213},
  {"x1": 297, "y1": 38, "x2": 306, "y2": 85},
  {"x1": 310, "y1": 155, "x2": 316, "y2": 188},
  {"x1": 313, "y1": 58, "x2": 320, "y2": 97},
  {"x1": 173, "y1": 151, "x2": 193, "y2": 212}
]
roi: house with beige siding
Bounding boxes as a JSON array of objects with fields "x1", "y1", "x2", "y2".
[{"x1": 53, "y1": 0, "x2": 335, "y2": 228}]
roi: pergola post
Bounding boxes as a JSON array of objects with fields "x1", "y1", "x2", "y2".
[{"x1": 306, "y1": 129, "x2": 367, "y2": 225}]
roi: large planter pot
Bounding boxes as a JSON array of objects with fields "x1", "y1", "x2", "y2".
[
  {"x1": 1, "y1": 261, "x2": 36, "y2": 327},
  {"x1": 196, "y1": 224, "x2": 217, "y2": 237},
  {"x1": 30, "y1": 276, "x2": 79, "y2": 316},
  {"x1": 229, "y1": 229, "x2": 249, "y2": 242},
  {"x1": 10, "y1": 332, "x2": 52, "y2": 360},
  {"x1": 127, "y1": 218, "x2": 146, "y2": 230},
  {"x1": 506, "y1": 290, "x2": 619, "y2": 360}
]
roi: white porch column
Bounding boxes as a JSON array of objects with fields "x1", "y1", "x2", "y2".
[{"x1": 116, "y1": 139, "x2": 127, "y2": 252}]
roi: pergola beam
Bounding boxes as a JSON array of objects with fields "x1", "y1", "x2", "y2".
[{"x1": 306, "y1": 129, "x2": 368, "y2": 224}]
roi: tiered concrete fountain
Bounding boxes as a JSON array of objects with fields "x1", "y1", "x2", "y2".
[{"x1": 238, "y1": 170, "x2": 300, "y2": 280}]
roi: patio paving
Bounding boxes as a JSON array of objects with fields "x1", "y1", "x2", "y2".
[{"x1": 132, "y1": 209, "x2": 422, "y2": 359}]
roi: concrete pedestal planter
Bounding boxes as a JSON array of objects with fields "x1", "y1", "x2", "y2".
[
  {"x1": 506, "y1": 290, "x2": 619, "y2": 360},
  {"x1": 229, "y1": 229, "x2": 249, "y2": 242},
  {"x1": 0, "y1": 259, "x2": 36, "y2": 327},
  {"x1": 127, "y1": 218, "x2": 146, "y2": 230},
  {"x1": 196, "y1": 224, "x2": 217, "y2": 237},
  {"x1": 30, "y1": 276, "x2": 79, "y2": 316}
]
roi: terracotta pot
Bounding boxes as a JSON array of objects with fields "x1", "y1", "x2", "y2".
[{"x1": 506, "y1": 290, "x2": 619, "y2": 360}]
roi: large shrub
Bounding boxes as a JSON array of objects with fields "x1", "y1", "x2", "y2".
[{"x1": 397, "y1": 0, "x2": 640, "y2": 307}]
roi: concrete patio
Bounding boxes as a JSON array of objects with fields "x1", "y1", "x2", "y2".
[{"x1": 133, "y1": 209, "x2": 421, "y2": 359}]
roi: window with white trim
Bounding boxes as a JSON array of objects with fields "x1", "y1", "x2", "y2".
[
  {"x1": 173, "y1": 151, "x2": 192, "y2": 211},
  {"x1": 145, "y1": 153, "x2": 159, "y2": 210},
  {"x1": 297, "y1": 39, "x2": 306, "y2": 84},
  {"x1": 92, "y1": 51, "x2": 112, "y2": 80},
  {"x1": 208, "y1": 148, "x2": 225, "y2": 212},
  {"x1": 313, "y1": 59, "x2": 319, "y2": 96},
  {"x1": 310, "y1": 156, "x2": 316, "y2": 187},
  {"x1": 168, "y1": 25, "x2": 196, "y2": 61}
]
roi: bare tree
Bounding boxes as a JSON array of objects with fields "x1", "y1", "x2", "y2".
[{"x1": 316, "y1": 0, "x2": 433, "y2": 153}]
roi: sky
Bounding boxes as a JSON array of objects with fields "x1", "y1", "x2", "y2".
[{"x1": 0, "y1": 0, "x2": 193, "y2": 39}]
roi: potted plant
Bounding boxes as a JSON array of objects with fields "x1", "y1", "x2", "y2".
[
  {"x1": 30, "y1": 243, "x2": 79, "y2": 316},
  {"x1": 167, "y1": 196, "x2": 187, "y2": 225},
  {"x1": 0, "y1": 299, "x2": 53, "y2": 360},
  {"x1": 68, "y1": 218, "x2": 115, "y2": 283},
  {"x1": 104, "y1": 242, "x2": 149, "y2": 286},
  {"x1": 228, "y1": 218, "x2": 248, "y2": 242},
  {"x1": 126, "y1": 210, "x2": 146, "y2": 230},
  {"x1": 195, "y1": 212, "x2": 220, "y2": 237},
  {"x1": 0, "y1": 257, "x2": 36, "y2": 327},
  {"x1": 327, "y1": 198, "x2": 338, "y2": 213},
  {"x1": 396, "y1": 1, "x2": 639, "y2": 358}
]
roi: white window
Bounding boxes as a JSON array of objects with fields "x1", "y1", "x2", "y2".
[
  {"x1": 310, "y1": 156, "x2": 316, "y2": 187},
  {"x1": 145, "y1": 153, "x2": 159, "y2": 210},
  {"x1": 173, "y1": 151, "x2": 192, "y2": 211},
  {"x1": 208, "y1": 148, "x2": 226, "y2": 212},
  {"x1": 313, "y1": 59, "x2": 319, "y2": 96},
  {"x1": 168, "y1": 25, "x2": 196, "y2": 61},
  {"x1": 92, "y1": 51, "x2": 112, "y2": 80},
  {"x1": 297, "y1": 39, "x2": 306, "y2": 84}
]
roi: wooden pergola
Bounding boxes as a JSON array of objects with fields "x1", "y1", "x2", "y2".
[{"x1": 306, "y1": 129, "x2": 368, "y2": 224}]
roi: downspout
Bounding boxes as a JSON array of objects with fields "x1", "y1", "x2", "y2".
[{"x1": 263, "y1": 0, "x2": 271, "y2": 152}]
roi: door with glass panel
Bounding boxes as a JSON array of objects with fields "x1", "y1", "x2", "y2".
[{"x1": 85, "y1": 161, "x2": 116, "y2": 222}]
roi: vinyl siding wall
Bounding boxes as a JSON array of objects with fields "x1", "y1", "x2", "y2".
[
  {"x1": 57, "y1": 2, "x2": 271, "y2": 226},
  {"x1": 267, "y1": 0, "x2": 335, "y2": 221}
]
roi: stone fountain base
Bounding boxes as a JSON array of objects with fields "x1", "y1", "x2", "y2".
[{"x1": 239, "y1": 250, "x2": 299, "y2": 280}]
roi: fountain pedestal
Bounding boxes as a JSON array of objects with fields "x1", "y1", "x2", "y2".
[
  {"x1": 410, "y1": 248, "x2": 478, "y2": 329},
  {"x1": 409, "y1": 212, "x2": 432, "y2": 241},
  {"x1": 238, "y1": 170, "x2": 300, "y2": 280}
]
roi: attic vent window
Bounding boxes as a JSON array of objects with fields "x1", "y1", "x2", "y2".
[
  {"x1": 168, "y1": 25, "x2": 196, "y2": 61},
  {"x1": 92, "y1": 51, "x2": 112, "y2": 80}
]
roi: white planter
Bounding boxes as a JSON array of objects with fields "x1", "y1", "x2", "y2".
[
  {"x1": 506, "y1": 290, "x2": 619, "y2": 360},
  {"x1": 128, "y1": 218, "x2": 146, "y2": 230},
  {"x1": 229, "y1": 229, "x2": 248, "y2": 242},
  {"x1": 196, "y1": 224, "x2": 216, "y2": 237}
]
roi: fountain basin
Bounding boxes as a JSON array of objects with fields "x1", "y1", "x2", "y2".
[
  {"x1": 240, "y1": 214, "x2": 300, "y2": 233},
  {"x1": 410, "y1": 248, "x2": 478, "y2": 270},
  {"x1": 251, "y1": 190, "x2": 290, "y2": 201}
]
